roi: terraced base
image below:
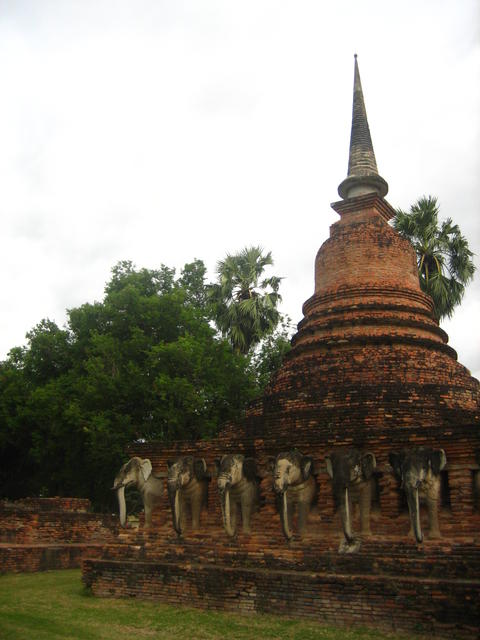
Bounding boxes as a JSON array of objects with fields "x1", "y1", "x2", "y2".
[
  {"x1": 0, "y1": 543, "x2": 110, "y2": 574},
  {"x1": 82, "y1": 529, "x2": 480, "y2": 638}
]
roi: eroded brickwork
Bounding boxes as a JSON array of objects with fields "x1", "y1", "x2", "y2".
[
  {"x1": 84, "y1": 193, "x2": 480, "y2": 636},
  {"x1": 83, "y1": 529, "x2": 480, "y2": 638},
  {"x1": 0, "y1": 498, "x2": 118, "y2": 573}
]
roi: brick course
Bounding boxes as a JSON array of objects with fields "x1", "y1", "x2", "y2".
[{"x1": 0, "y1": 498, "x2": 118, "y2": 573}]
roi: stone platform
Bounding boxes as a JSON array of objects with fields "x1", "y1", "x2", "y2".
[
  {"x1": 0, "y1": 498, "x2": 118, "y2": 574},
  {"x1": 82, "y1": 526, "x2": 480, "y2": 639},
  {"x1": 0, "y1": 542, "x2": 109, "y2": 573}
]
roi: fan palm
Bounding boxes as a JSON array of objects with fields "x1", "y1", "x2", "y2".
[
  {"x1": 393, "y1": 196, "x2": 475, "y2": 321},
  {"x1": 209, "y1": 246, "x2": 283, "y2": 354}
]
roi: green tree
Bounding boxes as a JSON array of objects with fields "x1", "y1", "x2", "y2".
[
  {"x1": 177, "y1": 259, "x2": 208, "y2": 310},
  {"x1": 0, "y1": 260, "x2": 259, "y2": 510},
  {"x1": 252, "y1": 317, "x2": 293, "y2": 390},
  {"x1": 208, "y1": 246, "x2": 283, "y2": 354},
  {"x1": 393, "y1": 196, "x2": 475, "y2": 320}
]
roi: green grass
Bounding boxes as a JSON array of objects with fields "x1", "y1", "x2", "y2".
[{"x1": 0, "y1": 569, "x2": 422, "y2": 640}]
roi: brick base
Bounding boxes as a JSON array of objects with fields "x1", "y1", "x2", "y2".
[
  {"x1": 1, "y1": 543, "x2": 108, "y2": 573},
  {"x1": 82, "y1": 529, "x2": 480, "y2": 639}
]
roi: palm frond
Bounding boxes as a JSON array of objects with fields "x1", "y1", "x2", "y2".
[{"x1": 394, "y1": 195, "x2": 475, "y2": 321}]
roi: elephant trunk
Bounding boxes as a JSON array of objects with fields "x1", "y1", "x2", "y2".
[
  {"x1": 406, "y1": 485, "x2": 423, "y2": 543},
  {"x1": 168, "y1": 487, "x2": 182, "y2": 535},
  {"x1": 340, "y1": 486, "x2": 355, "y2": 544},
  {"x1": 116, "y1": 486, "x2": 127, "y2": 528},
  {"x1": 221, "y1": 488, "x2": 235, "y2": 537},
  {"x1": 280, "y1": 490, "x2": 293, "y2": 540}
]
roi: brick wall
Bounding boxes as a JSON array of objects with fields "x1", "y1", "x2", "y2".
[
  {"x1": 14, "y1": 497, "x2": 91, "y2": 512},
  {"x1": 0, "y1": 498, "x2": 118, "y2": 573},
  {"x1": 0, "y1": 500, "x2": 118, "y2": 544},
  {"x1": 83, "y1": 534, "x2": 480, "y2": 639}
]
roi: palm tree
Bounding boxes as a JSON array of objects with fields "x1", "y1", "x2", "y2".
[
  {"x1": 208, "y1": 246, "x2": 283, "y2": 354},
  {"x1": 393, "y1": 196, "x2": 475, "y2": 321}
]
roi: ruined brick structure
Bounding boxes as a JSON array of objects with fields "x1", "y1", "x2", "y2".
[
  {"x1": 0, "y1": 497, "x2": 118, "y2": 573},
  {"x1": 83, "y1": 58, "x2": 480, "y2": 638}
]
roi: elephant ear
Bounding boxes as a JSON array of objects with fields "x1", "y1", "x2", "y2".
[
  {"x1": 361, "y1": 452, "x2": 377, "y2": 480},
  {"x1": 140, "y1": 458, "x2": 153, "y2": 481},
  {"x1": 243, "y1": 457, "x2": 257, "y2": 482},
  {"x1": 301, "y1": 456, "x2": 313, "y2": 480},
  {"x1": 430, "y1": 449, "x2": 447, "y2": 475},
  {"x1": 325, "y1": 455, "x2": 334, "y2": 479},
  {"x1": 194, "y1": 458, "x2": 208, "y2": 480},
  {"x1": 388, "y1": 452, "x2": 404, "y2": 480}
]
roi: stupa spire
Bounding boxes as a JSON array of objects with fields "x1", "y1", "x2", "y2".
[{"x1": 338, "y1": 55, "x2": 388, "y2": 200}]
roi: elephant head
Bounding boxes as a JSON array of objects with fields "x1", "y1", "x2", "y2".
[
  {"x1": 215, "y1": 454, "x2": 257, "y2": 537},
  {"x1": 272, "y1": 450, "x2": 314, "y2": 540},
  {"x1": 112, "y1": 457, "x2": 153, "y2": 528},
  {"x1": 389, "y1": 447, "x2": 447, "y2": 543},
  {"x1": 167, "y1": 456, "x2": 208, "y2": 535},
  {"x1": 325, "y1": 448, "x2": 376, "y2": 545}
]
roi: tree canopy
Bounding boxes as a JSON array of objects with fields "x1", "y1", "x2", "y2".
[
  {"x1": 393, "y1": 196, "x2": 475, "y2": 320},
  {"x1": 208, "y1": 246, "x2": 283, "y2": 354},
  {"x1": 0, "y1": 255, "x2": 291, "y2": 510}
]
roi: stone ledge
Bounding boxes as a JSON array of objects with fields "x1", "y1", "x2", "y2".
[
  {"x1": 0, "y1": 543, "x2": 108, "y2": 574},
  {"x1": 82, "y1": 556, "x2": 480, "y2": 639}
]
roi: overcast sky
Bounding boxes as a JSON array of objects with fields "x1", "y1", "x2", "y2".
[{"x1": 1, "y1": 0, "x2": 479, "y2": 379}]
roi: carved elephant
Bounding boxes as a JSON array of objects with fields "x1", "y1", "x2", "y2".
[
  {"x1": 271, "y1": 450, "x2": 315, "y2": 540},
  {"x1": 215, "y1": 454, "x2": 259, "y2": 537},
  {"x1": 112, "y1": 457, "x2": 163, "y2": 528},
  {"x1": 167, "y1": 456, "x2": 209, "y2": 535},
  {"x1": 325, "y1": 448, "x2": 376, "y2": 550},
  {"x1": 389, "y1": 447, "x2": 447, "y2": 543}
]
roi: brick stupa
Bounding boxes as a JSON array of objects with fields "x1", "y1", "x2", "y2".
[
  {"x1": 83, "y1": 57, "x2": 480, "y2": 638},
  {"x1": 259, "y1": 54, "x2": 480, "y2": 436}
]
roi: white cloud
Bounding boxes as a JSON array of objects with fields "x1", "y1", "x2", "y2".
[{"x1": 0, "y1": 0, "x2": 478, "y2": 384}]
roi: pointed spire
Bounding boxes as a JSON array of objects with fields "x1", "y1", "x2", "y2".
[{"x1": 338, "y1": 55, "x2": 388, "y2": 200}]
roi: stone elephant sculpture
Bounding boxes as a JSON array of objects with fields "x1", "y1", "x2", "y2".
[
  {"x1": 325, "y1": 448, "x2": 376, "y2": 551},
  {"x1": 215, "y1": 454, "x2": 259, "y2": 537},
  {"x1": 271, "y1": 450, "x2": 315, "y2": 540},
  {"x1": 389, "y1": 447, "x2": 447, "y2": 543},
  {"x1": 112, "y1": 457, "x2": 163, "y2": 528},
  {"x1": 167, "y1": 456, "x2": 209, "y2": 535}
]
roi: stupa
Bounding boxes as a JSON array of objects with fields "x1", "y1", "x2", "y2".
[
  {"x1": 84, "y1": 57, "x2": 480, "y2": 638},
  {"x1": 259, "y1": 54, "x2": 479, "y2": 437}
]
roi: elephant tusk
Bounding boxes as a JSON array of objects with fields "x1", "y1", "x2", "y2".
[
  {"x1": 345, "y1": 487, "x2": 350, "y2": 525},
  {"x1": 282, "y1": 490, "x2": 293, "y2": 540},
  {"x1": 174, "y1": 489, "x2": 181, "y2": 534},
  {"x1": 342, "y1": 486, "x2": 355, "y2": 544},
  {"x1": 116, "y1": 485, "x2": 127, "y2": 528},
  {"x1": 414, "y1": 487, "x2": 423, "y2": 543}
]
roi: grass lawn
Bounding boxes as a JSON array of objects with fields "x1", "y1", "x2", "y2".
[{"x1": 0, "y1": 569, "x2": 423, "y2": 640}]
